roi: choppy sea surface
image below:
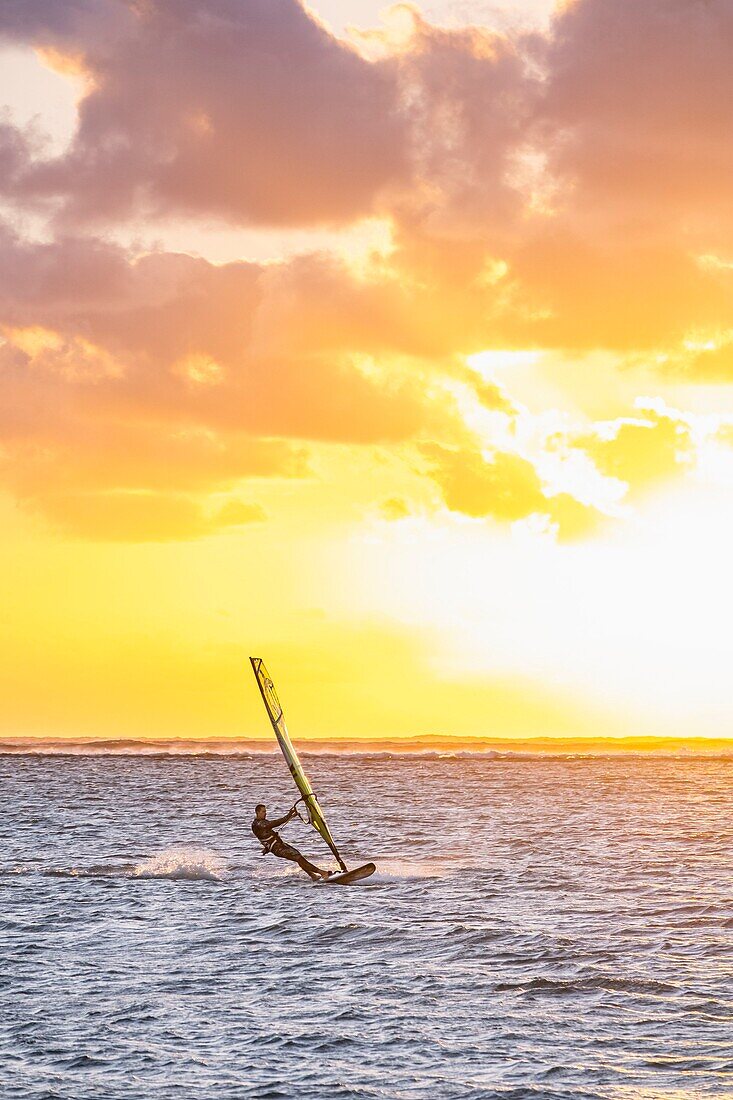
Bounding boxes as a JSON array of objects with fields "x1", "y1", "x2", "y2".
[{"x1": 1, "y1": 748, "x2": 732, "y2": 1099}]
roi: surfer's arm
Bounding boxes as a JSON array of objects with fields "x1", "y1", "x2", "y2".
[{"x1": 269, "y1": 809, "x2": 295, "y2": 828}]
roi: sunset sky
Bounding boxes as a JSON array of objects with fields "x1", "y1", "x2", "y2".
[{"x1": 2, "y1": 0, "x2": 733, "y2": 740}]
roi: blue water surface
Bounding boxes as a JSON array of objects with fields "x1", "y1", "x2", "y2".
[{"x1": 1, "y1": 749, "x2": 732, "y2": 1098}]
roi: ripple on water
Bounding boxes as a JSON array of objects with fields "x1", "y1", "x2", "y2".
[{"x1": 1, "y1": 753, "x2": 733, "y2": 1099}]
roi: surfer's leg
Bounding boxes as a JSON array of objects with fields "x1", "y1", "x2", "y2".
[
  {"x1": 274, "y1": 842, "x2": 327, "y2": 881},
  {"x1": 293, "y1": 854, "x2": 321, "y2": 880},
  {"x1": 296, "y1": 854, "x2": 329, "y2": 880}
]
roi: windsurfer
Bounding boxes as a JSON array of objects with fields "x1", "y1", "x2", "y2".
[{"x1": 251, "y1": 804, "x2": 331, "y2": 881}]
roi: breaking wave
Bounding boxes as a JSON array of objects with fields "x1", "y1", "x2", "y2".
[
  {"x1": 132, "y1": 847, "x2": 227, "y2": 881},
  {"x1": 3, "y1": 848, "x2": 227, "y2": 882}
]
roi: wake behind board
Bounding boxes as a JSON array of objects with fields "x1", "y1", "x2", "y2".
[{"x1": 320, "y1": 862, "x2": 376, "y2": 886}]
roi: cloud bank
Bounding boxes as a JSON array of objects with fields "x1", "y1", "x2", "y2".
[{"x1": 2, "y1": 0, "x2": 733, "y2": 539}]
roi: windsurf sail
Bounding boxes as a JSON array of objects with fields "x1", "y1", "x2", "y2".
[{"x1": 249, "y1": 657, "x2": 347, "y2": 871}]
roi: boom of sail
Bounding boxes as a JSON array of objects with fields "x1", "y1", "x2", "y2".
[{"x1": 249, "y1": 656, "x2": 347, "y2": 872}]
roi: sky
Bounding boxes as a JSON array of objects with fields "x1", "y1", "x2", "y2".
[{"x1": 2, "y1": 0, "x2": 733, "y2": 741}]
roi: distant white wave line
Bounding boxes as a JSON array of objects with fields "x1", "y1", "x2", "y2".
[{"x1": 2, "y1": 742, "x2": 733, "y2": 760}]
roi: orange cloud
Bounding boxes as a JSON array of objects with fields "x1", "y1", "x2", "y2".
[
  {"x1": 0, "y1": 224, "x2": 465, "y2": 537},
  {"x1": 501, "y1": 236, "x2": 733, "y2": 351},
  {"x1": 0, "y1": 229, "x2": 443, "y2": 440}
]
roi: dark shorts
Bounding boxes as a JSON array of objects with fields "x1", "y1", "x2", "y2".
[{"x1": 270, "y1": 840, "x2": 301, "y2": 862}]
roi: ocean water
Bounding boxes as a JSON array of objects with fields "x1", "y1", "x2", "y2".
[{"x1": 1, "y1": 748, "x2": 732, "y2": 1099}]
